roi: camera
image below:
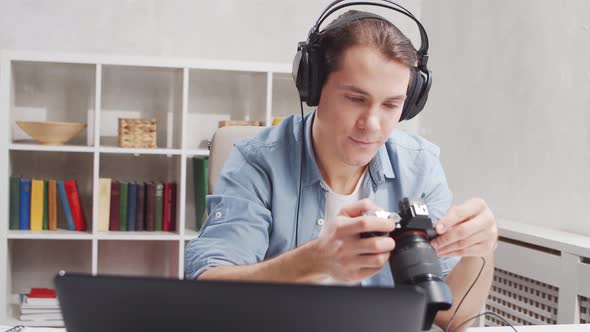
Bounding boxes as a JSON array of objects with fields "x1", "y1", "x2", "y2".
[{"x1": 362, "y1": 198, "x2": 453, "y2": 331}]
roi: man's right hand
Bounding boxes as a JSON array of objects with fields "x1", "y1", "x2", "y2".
[{"x1": 311, "y1": 199, "x2": 397, "y2": 282}]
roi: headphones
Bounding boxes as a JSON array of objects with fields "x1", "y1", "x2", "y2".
[{"x1": 292, "y1": 0, "x2": 433, "y2": 121}]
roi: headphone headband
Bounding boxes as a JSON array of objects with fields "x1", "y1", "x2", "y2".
[{"x1": 310, "y1": 0, "x2": 429, "y2": 67}]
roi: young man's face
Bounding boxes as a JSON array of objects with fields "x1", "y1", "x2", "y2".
[{"x1": 314, "y1": 45, "x2": 411, "y2": 168}]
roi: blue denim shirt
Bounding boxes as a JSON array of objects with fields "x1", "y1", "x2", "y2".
[{"x1": 185, "y1": 111, "x2": 460, "y2": 285}]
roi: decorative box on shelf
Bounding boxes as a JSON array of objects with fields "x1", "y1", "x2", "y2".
[{"x1": 118, "y1": 118, "x2": 157, "y2": 148}]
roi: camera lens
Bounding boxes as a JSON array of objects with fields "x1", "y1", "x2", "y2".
[{"x1": 389, "y1": 231, "x2": 443, "y2": 283}]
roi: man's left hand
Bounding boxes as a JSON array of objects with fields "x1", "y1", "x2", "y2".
[{"x1": 430, "y1": 198, "x2": 498, "y2": 257}]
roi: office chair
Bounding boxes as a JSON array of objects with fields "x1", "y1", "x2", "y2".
[{"x1": 207, "y1": 125, "x2": 265, "y2": 194}]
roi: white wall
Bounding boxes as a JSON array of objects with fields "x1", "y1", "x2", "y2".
[
  {"x1": 419, "y1": 0, "x2": 590, "y2": 236},
  {"x1": 2, "y1": 0, "x2": 589, "y2": 236},
  {"x1": 0, "y1": 0, "x2": 420, "y2": 63}
]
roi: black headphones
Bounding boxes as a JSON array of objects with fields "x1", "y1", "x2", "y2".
[{"x1": 292, "y1": 0, "x2": 432, "y2": 121}]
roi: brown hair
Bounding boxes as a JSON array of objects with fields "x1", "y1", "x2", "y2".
[{"x1": 319, "y1": 10, "x2": 417, "y2": 77}]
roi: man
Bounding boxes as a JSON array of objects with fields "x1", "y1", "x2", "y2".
[{"x1": 185, "y1": 9, "x2": 497, "y2": 331}]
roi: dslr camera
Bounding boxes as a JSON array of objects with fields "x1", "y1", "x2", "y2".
[{"x1": 362, "y1": 198, "x2": 453, "y2": 331}]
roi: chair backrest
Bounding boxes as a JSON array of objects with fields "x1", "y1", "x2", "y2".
[{"x1": 208, "y1": 125, "x2": 265, "y2": 194}]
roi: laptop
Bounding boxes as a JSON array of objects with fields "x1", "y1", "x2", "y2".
[{"x1": 55, "y1": 272, "x2": 427, "y2": 332}]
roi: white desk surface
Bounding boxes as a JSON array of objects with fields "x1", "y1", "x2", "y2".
[
  {"x1": 467, "y1": 324, "x2": 590, "y2": 331},
  {"x1": 1, "y1": 324, "x2": 589, "y2": 331}
]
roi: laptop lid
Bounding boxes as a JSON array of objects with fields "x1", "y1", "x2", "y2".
[{"x1": 55, "y1": 272, "x2": 426, "y2": 332}]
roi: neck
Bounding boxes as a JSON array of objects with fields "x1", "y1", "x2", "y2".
[{"x1": 311, "y1": 118, "x2": 367, "y2": 195}]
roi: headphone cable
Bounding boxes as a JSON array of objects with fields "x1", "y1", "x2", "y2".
[
  {"x1": 445, "y1": 256, "x2": 518, "y2": 332},
  {"x1": 294, "y1": 101, "x2": 306, "y2": 248}
]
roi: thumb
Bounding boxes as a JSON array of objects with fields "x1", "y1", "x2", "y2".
[{"x1": 339, "y1": 199, "x2": 382, "y2": 218}]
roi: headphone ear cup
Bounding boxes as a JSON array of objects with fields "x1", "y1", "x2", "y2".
[
  {"x1": 292, "y1": 41, "x2": 324, "y2": 107},
  {"x1": 293, "y1": 42, "x2": 310, "y2": 104},
  {"x1": 400, "y1": 67, "x2": 431, "y2": 121},
  {"x1": 306, "y1": 43, "x2": 324, "y2": 107}
]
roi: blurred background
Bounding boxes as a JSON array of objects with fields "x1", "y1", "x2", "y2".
[{"x1": 1, "y1": 0, "x2": 588, "y2": 236}]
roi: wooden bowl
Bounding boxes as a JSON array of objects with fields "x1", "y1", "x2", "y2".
[{"x1": 16, "y1": 121, "x2": 87, "y2": 145}]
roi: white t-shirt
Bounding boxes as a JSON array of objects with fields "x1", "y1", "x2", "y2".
[{"x1": 319, "y1": 170, "x2": 367, "y2": 286}]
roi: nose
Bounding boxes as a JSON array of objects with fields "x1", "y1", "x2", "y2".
[{"x1": 357, "y1": 105, "x2": 381, "y2": 133}]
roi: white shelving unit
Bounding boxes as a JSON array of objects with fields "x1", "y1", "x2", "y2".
[{"x1": 0, "y1": 50, "x2": 300, "y2": 325}]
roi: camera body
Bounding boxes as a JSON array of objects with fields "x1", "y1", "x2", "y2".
[{"x1": 362, "y1": 198, "x2": 453, "y2": 331}]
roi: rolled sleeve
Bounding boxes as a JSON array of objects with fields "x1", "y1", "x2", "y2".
[
  {"x1": 184, "y1": 144, "x2": 272, "y2": 280},
  {"x1": 420, "y1": 148, "x2": 460, "y2": 278}
]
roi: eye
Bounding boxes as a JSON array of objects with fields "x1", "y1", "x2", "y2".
[
  {"x1": 383, "y1": 103, "x2": 400, "y2": 110},
  {"x1": 346, "y1": 95, "x2": 366, "y2": 104}
]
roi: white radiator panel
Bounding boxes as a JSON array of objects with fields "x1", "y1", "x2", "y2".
[{"x1": 486, "y1": 268, "x2": 559, "y2": 327}]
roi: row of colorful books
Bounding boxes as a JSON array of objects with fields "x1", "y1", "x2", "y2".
[
  {"x1": 9, "y1": 177, "x2": 87, "y2": 231},
  {"x1": 97, "y1": 179, "x2": 177, "y2": 232}
]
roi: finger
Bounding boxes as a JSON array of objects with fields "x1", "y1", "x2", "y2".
[
  {"x1": 435, "y1": 230, "x2": 489, "y2": 256},
  {"x1": 354, "y1": 236, "x2": 396, "y2": 255},
  {"x1": 338, "y1": 198, "x2": 382, "y2": 218},
  {"x1": 437, "y1": 241, "x2": 491, "y2": 257},
  {"x1": 431, "y1": 210, "x2": 492, "y2": 250},
  {"x1": 436, "y1": 198, "x2": 487, "y2": 234},
  {"x1": 337, "y1": 216, "x2": 396, "y2": 236}
]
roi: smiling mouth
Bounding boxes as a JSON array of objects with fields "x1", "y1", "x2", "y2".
[{"x1": 349, "y1": 137, "x2": 377, "y2": 145}]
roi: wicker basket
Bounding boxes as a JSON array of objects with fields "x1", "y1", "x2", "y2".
[{"x1": 118, "y1": 118, "x2": 157, "y2": 148}]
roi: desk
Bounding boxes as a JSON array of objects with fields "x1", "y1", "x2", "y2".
[
  {"x1": 467, "y1": 324, "x2": 590, "y2": 331},
  {"x1": 1, "y1": 324, "x2": 589, "y2": 331}
]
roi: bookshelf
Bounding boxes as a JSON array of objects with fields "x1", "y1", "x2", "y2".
[{"x1": 0, "y1": 50, "x2": 301, "y2": 325}]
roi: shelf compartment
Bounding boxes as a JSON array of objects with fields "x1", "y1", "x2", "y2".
[
  {"x1": 97, "y1": 240, "x2": 179, "y2": 278},
  {"x1": 99, "y1": 153, "x2": 181, "y2": 233},
  {"x1": 9, "y1": 151, "x2": 94, "y2": 232},
  {"x1": 10, "y1": 61, "x2": 96, "y2": 147},
  {"x1": 8, "y1": 239, "x2": 92, "y2": 297},
  {"x1": 186, "y1": 69, "x2": 267, "y2": 150},
  {"x1": 100, "y1": 65, "x2": 183, "y2": 149}
]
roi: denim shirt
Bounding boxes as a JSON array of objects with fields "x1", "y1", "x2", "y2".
[{"x1": 185, "y1": 111, "x2": 460, "y2": 285}]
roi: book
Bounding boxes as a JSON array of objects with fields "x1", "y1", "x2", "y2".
[
  {"x1": 20, "y1": 307, "x2": 61, "y2": 314},
  {"x1": 154, "y1": 182, "x2": 164, "y2": 231},
  {"x1": 19, "y1": 178, "x2": 32, "y2": 230},
  {"x1": 9, "y1": 176, "x2": 20, "y2": 230},
  {"x1": 57, "y1": 181, "x2": 76, "y2": 231},
  {"x1": 119, "y1": 182, "x2": 128, "y2": 231},
  {"x1": 97, "y1": 178, "x2": 112, "y2": 232},
  {"x1": 127, "y1": 182, "x2": 137, "y2": 231},
  {"x1": 48, "y1": 180, "x2": 57, "y2": 230},
  {"x1": 26, "y1": 288, "x2": 57, "y2": 305},
  {"x1": 42, "y1": 179, "x2": 49, "y2": 230},
  {"x1": 136, "y1": 182, "x2": 145, "y2": 231},
  {"x1": 30, "y1": 179, "x2": 44, "y2": 231},
  {"x1": 64, "y1": 180, "x2": 87, "y2": 231},
  {"x1": 193, "y1": 157, "x2": 209, "y2": 230},
  {"x1": 19, "y1": 312, "x2": 63, "y2": 321},
  {"x1": 145, "y1": 182, "x2": 156, "y2": 231},
  {"x1": 163, "y1": 182, "x2": 176, "y2": 232},
  {"x1": 109, "y1": 181, "x2": 121, "y2": 231}
]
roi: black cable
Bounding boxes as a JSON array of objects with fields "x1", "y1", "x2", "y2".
[
  {"x1": 444, "y1": 256, "x2": 519, "y2": 332},
  {"x1": 293, "y1": 101, "x2": 306, "y2": 248},
  {"x1": 451, "y1": 311, "x2": 518, "y2": 332}
]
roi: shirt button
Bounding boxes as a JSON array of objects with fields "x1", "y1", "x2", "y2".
[
  {"x1": 215, "y1": 211, "x2": 222, "y2": 219},
  {"x1": 317, "y1": 218, "x2": 325, "y2": 226}
]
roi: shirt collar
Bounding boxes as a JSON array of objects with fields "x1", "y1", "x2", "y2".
[{"x1": 302, "y1": 111, "x2": 396, "y2": 187}]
